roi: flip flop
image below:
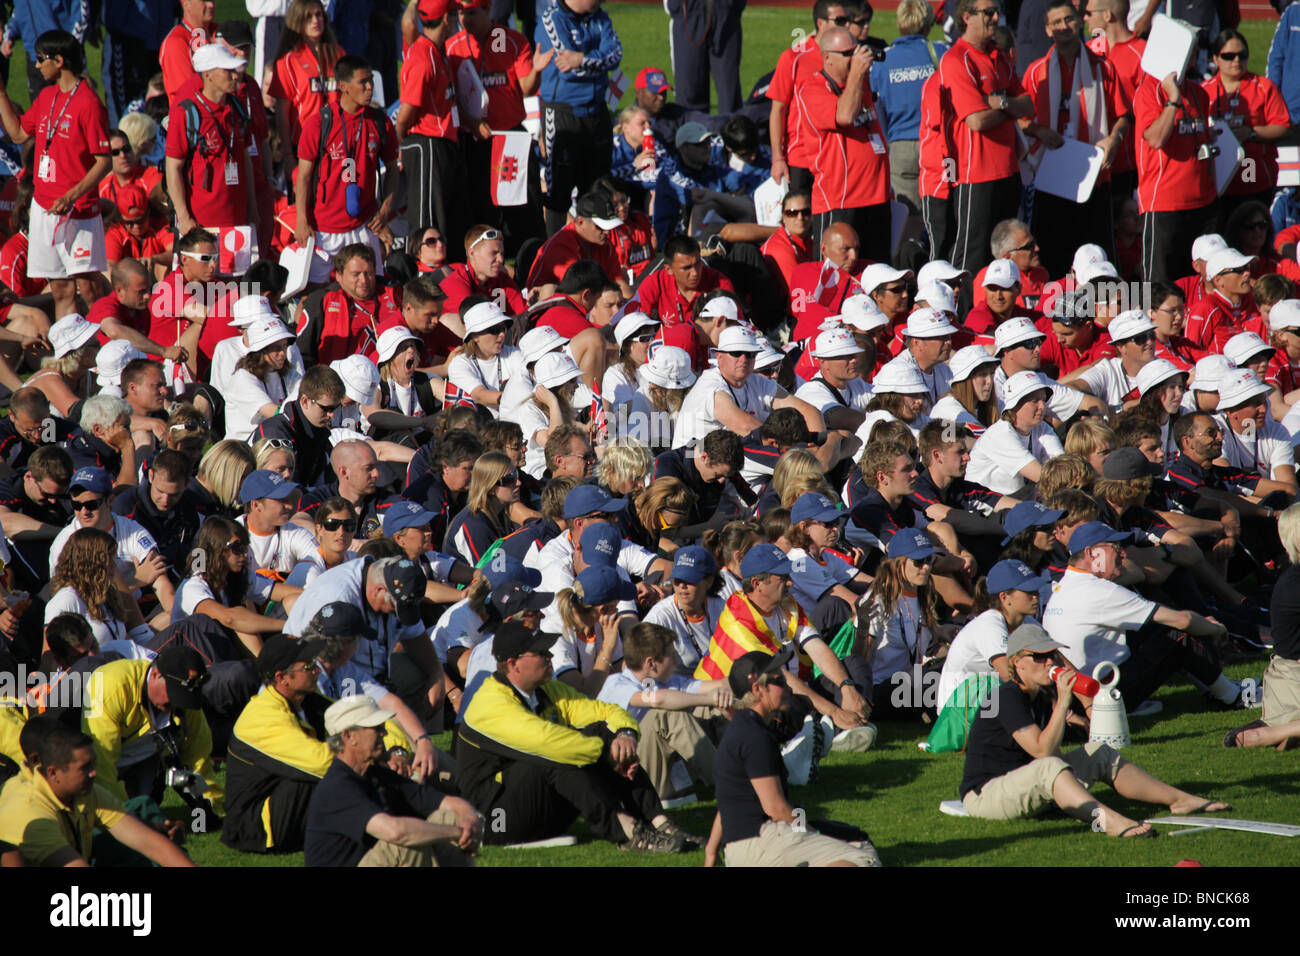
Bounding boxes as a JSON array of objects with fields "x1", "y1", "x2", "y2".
[
  {"x1": 1118, "y1": 823, "x2": 1157, "y2": 838},
  {"x1": 1223, "y1": 720, "x2": 1266, "y2": 748},
  {"x1": 1175, "y1": 800, "x2": 1232, "y2": 815}
]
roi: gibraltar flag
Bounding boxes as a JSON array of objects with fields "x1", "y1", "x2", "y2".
[{"x1": 490, "y1": 132, "x2": 531, "y2": 207}]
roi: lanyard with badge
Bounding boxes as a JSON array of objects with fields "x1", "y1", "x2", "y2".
[
  {"x1": 337, "y1": 105, "x2": 367, "y2": 219},
  {"x1": 193, "y1": 95, "x2": 240, "y2": 188},
  {"x1": 38, "y1": 79, "x2": 81, "y2": 184}
]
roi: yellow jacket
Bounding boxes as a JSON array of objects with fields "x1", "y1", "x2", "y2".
[
  {"x1": 457, "y1": 672, "x2": 638, "y2": 811},
  {"x1": 81, "y1": 659, "x2": 222, "y2": 814}
]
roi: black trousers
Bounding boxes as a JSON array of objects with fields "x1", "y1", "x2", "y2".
[
  {"x1": 221, "y1": 776, "x2": 317, "y2": 853},
  {"x1": 1142, "y1": 204, "x2": 1216, "y2": 283},
  {"x1": 666, "y1": 0, "x2": 746, "y2": 114},
  {"x1": 399, "y1": 134, "x2": 471, "y2": 262},
  {"x1": 540, "y1": 103, "x2": 613, "y2": 229},
  {"x1": 1118, "y1": 619, "x2": 1223, "y2": 707},
  {"x1": 819, "y1": 202, "x2": 892, "y2": 265},
  {"x1": 922, "y1": 193, "x2": 955, "y2": 263},
  {"x1": 461, "y1": 132, "x2": 546, "y2": 259},
  {"x1": 1031, "y1": 182, "x2": 1114, "y2": 279},
  {"x1": 483, "y1": 761, "x2": 663, "y2": 845},
  {"x1": 950, "y1": 174, "x2": 1022, "y2": 276},
  {"x1": 103, "y1": 31, "x2": 159, "y2": 123},
  {"x1": 201, "y1": 660, "x2": 261, "y2": 758},
  {"x1": 787, "y1": 165, "x2": 814, "y2": 196}
]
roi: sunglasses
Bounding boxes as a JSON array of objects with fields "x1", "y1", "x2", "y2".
[
  {"x1": 783, "y1": 207, "x2": 811, "y2": 217},
  {"x1": 631, "y1": 333, "x2": 655, "y2": 343},
  {"x1": 226, "y1": 540, "x2": 250, "y2": 554},
  {"x1": 1011, "y1": 240, "x2": 1039, "y2": 252},
  {"x1": 1030, "y1": 652, "x2": 1057, "y2": 663},
  {"x1": 973, "y1": 6, "x2": 999, "y2": 16},
  {"x1": 72, "y1": 497, "x2": 104, "y2": 512},
  {"x1": 909, "y1": 554, "x2": 937, "y2": 568},
  {"x1": 321, "y1": 517, "x2": 358, "y2": 532},
  {"x1": 1121, "y1": 331, "x2": 1156, "y2": 345},
  {"x1": 313, "y1": 397, "x2": 342, "y2": 415},
  {"x1": 423, "y1": 235, "x2": 445, "y2": 246},
  {"x1": 496, "y1": 472, "x2": 520, "y2": 487},
  {"x1": 1218, "y1": 50, "x2": 1247, "y2": 61},
  {"x1": 264, "y1": 438, "x2": 294, "y2": 450},
  {"x1": 468, "y1": 228, "x2": 503, "y2": 253},
  {"x1": 1244, "y1": 220, "x2": 1270, "y2": 230},
  {"x1": 111, "y1": 146, "x2": 133, "y2": 156},
  {"x1": 561, "y1": 451, "x2": 597, "y2": 463},
  {"x1": 721, "y1": 350, "x2": 755, "y2": 358},
  {"x1": 170, "y1": 420, "x2": 206, "y2": 433},
  {"x1": 765, "y1": 673, "x2": 789, "y2": 688},
  {"x1": 1219, "y1": 266, "x2": 1250, "y2": 275},
  {"x1": 287, "y1": 662, "x2": 321, "y2": 675},
  {"x1": 181, "y1": 251, "x2": 218, "y2": 263},
  {"x1": 825, "y1": 47, "x2": 855, "y2": 57},
  {"x1": 34, "y1": 53, "x2": 57, "y2": 64}
]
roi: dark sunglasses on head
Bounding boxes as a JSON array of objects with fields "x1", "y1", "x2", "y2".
[
  {"x1": 321, "y1": 517, "x2": 358, "y2": 532},
  {"x1": 72, "y1": 497, "x2": 104, "y2": 512}
]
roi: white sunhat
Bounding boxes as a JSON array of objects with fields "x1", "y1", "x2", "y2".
[
  {"x1": 716, "y1": 325, "x2": 761, "y2": 353},
  {"x1": 982, "y1": 259, "x2": 1021, "y2": 289},
  {"x1": 859, "y1": 262, "x2": 913, "y2": 294},
  {"x1": 1216, "y1": 368, "x2": 1271, "y2": 411},
  {"x1": 376, "y1": 325, "x2": 421, "y2": 364},
  {"x1": 323, "y1": 695, "x2": 396, "y2": 736},
  {"x1": 1206, "y1": 247, "x2": 1256, "y2": 278},
  {"x1": 246, "y1": 317, "x2": 295, "y2": 352},
  {"x1": 839, "y1": 293, "x2": 889, "y2": 332},
  {"x1": 1106, "y1": 309, "x2": 1157, "y2": 343},
  {"x1": 191, "y1": 43, "x2": 247, "y2": 73},
  {"x1": 50, "y1": 313, "x2": 100, "y2": 358},
  {"x1": 1077, "y1": 259, "x2": 1119, "y2": 286},
  {"x1": 1191, "y1": 233, "x2": 1229, "y2": 264},
  {"x1": 914, "y1": 281, "x2": 956, "y2": 315},
  {"x1": 1003, "y1": 370, "x2": 1052, "y2": 408},
  {"x1": 699, "y1": 296, "x2": 740, "y2": 322},
  {"x1": 1191, "y1": 354, "x2": 1234, "y2": 392},
  {"x1": 518, "y1": 325, "x2": 566, "y2": 365},
  {"x1": 870, "y1": 361, "x2": 928, "y2": 395},
  {"x1": 1268, "y1": 299, "x2": 1300, "y2": 332},
  {"x1": 812, "y1": 327, "x2": 864, "y2": 359},
  {"x1": 754, "y1": 337, "x2": 786, "y2": 370},
  {"x1": 1135, "y1": 358, "x2": 1185, "y2": 397},
  {"x1": 462, "y1": 301, "x2": 512, "y2": 337},
  {"x1": 94, "y1": 340, "x2": 147, "y2": 389},
  {"x1": 916, "y1": 259, "x2": 968, "y2": 288},
  {"x1": 638, "y1": 346, "x2": 696, "y2": 389},
  {"x1": 903, "y1": 307, "x2": 958, "y2": 338},
  {"x1": 993, "y1": 316, "x2": 1045, "y2": 353},
  {"x1": 230, "y1": 294, "x2": 277, "y2": 329},
  {"x1": 330, "y1": 355, "x2": 381, "y2": 404},
  {"x1": 948, "y1": 344, "x2": 999, "y2": 383},
  {"x1": 1071, "y1": 243, "x2": 1108, "y2": 275},
  {"x1": 613, "y1": 312, "x2": 658, "y2": 348},
  {"x1": 1223, "y1": 331, "x2": 1274, "y2": 368},
  {"x1": 535, "y1": 351, "x2": 583, "y2": 389}
]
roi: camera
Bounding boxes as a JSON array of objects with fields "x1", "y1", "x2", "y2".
[
  {"x1": 1196, "y1": 143, "x2": 1220, "y2": 160},
  {"x1": 861, "y1": 35, "x2": 887, "y2": 62}
]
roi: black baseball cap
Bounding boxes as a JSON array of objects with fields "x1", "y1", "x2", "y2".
[
  {"x1": 383, "y1": 559, "x2": 427, "y2": 626},
  {"x1": 1102, "y1": 446, "x2": 1163, "y2": 480},
  {"x1": 257, "y1": 635, "x2": 327, "y2": 681},
  {"x1": 727, "y1": 645, "x2": 795, "y2": 698},
  {"x1": 310, "y1": 602, "x2": 378, "y2": 642},
  {"x1": 217, "y1": 19, "x2": 254, "y2": 48},
  {"x1": 154, "y1": 645, "x2": 210, "y2": 711},
  {"x1": 490, "y1": 582, "x2": 553, "y2": 620},
  {"x1": 493, "y1": 621, "x2": 558, "y2": 661}
]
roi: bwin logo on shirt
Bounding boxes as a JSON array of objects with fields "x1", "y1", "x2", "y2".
[{"x1": 50, "y1": 887, "x2": 152, "y2": 936}]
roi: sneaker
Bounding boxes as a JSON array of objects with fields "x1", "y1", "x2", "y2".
[
  {"x1": 1127, "y1": 699, "x2": 1163, "y2": 718},
  {"x1": 1207, "y1": 679, "x2": 1263, "y2": 711},
  {"x1": 781, "y1": 717, "x2": 816, "y2": 786},
  {"x1": 831, "y1": 723, "x2": 878, "y2": 752},
  {"x1": 620, "y1": 819, "x2": 685, "y2": 854},
  {"x1": 656, "y1": 818, "x2": 702, "y2": 849},
  {"x1": 660, "y1": 792, "x2": 697, "y2": 809}
]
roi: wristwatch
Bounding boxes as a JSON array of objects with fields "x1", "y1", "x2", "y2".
[{"x1": 997, "y1": 91, "x2": 1009, "y2": 111}]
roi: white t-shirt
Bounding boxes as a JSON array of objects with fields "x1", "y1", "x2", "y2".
[
  {"x1": 448, "y1": 347, "x2": 519, "y2": 417},
  {"x1": 50, "y1": 514, "x2": 158, "y2": 581},
  {"x1": 929, "y1": 394, "x2": 989, "y2": 437},
  {"x1": 853, "y1": 409, "x2": 930, "y2": 446},
  {"x1": 431, "y1": 597, "x2": 487, "y2": 663},
  {"x1": 613, "y1": 385, "x2": 676, "y2": 450},
  {"x1": 1042, "y1": 567, "x2": 1157, "y2": 671},
  {"x1": 236, "y1": 518, "x2": 320, "y2": 576},
  {"x1": 211, "y1": 335, "x2": 305, "y2": 398},
  {"x1": 597, "y1": 670, "x2": 700, "y2": 723},
  {"x1": 528, "y1": 531, "x2": 647, "y2": 634},
  {"x1": 225, "y1": 367, "x2": 301, "y2": 442},
  {"x1": 880, "y1": 351, "x2": 953, "y2": 405},
  {"x1": 504, "y1": 399, "x2": 552, "y2": 479},
  {"x1": 993, "y1": 366, "x2": 1083, "y2": 420},
  {"x1": 1076, "y1": 357, "x2": 1139, "y2": 413},
  {"x1": 1216, "y1": 416, "x2": 1295, "y2": 481},
  {"x1": 45, "y1": 587, "x2": 129, "y2": 647},
  {"x1": 966, "y1": 419, "x2": 1065, "y2": 495},
  {"x1": 171, "y1": 571, "x2": 275, "y2": 626},
  {"x1": 550, "y1": 625, "x2": 623, "y2": 678},
  {"x1": 601, "y1": 364, "x2": 638, "y2": 413},
  {"x1": 642, "y1": 593, "x2": 726, "y2": 673},
  {"x1": 794, "y1": 376, "x2": 872, "y2": 415},
  {"x1": 674, "y1": 368, "x2": 778, "y2": 448},
  {"x1": 936, "y1": 609, "x2": 1009, "y2": 709}
]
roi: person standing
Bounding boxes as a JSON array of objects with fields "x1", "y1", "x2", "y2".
[
  {"x1": 1084, "y1": 0, "x2": 1145, "y2": 201},
  {"x1": 534, "y1": 0, "x2": 623, "y2": 235},
  {"x1": 397, "y1": 0, "x2": 470, "y2": 263},
  {"x1": 665, "y1": 0, "x2": 746, "y2": 114},
  {"x1": 101, "y1": 0, "x2": 173, "y2": 123},
  {"x1": 938, "y1": 0, "x2": 1033, "y2": 277},
  {"x1": 159, "y1": 0, "x2": 217, "y2": 100},
  {"x1": 0, "y1": 31, "x2": 110, "y2": 325}
]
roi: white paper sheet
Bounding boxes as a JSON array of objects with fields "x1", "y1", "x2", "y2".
[
  {"x1": 1140, "y1": 13, "x2": 1198, "y2": 84},
  {"x1": 1033, "y1": 138, "x2": 1106, "y2": 203}
]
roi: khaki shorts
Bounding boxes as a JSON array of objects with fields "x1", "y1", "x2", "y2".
[
  {"x1": 1263, "y1": 655, "x2": 1300, "y2": 726},
  {"x1": 724, "y1": 820, "x2": 882, "y2": 867},
  {"x1": 962, "y1": 742, "x2": 1123, "y2": 820}
]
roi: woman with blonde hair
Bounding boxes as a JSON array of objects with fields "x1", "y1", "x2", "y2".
[
  {"x1": 553, "y1": 565, "x2": 634, "y2": 696},
  {"x1": 931, "y1": 345, "x2": 999, "y2": 437},
  {"x1": 1064, "y1": 417, "x2": 1115, "y2": 475},
  {"x1": 444, "y1": 452, "x2": 519, "y2": 564},
  {"x1": 192, "y1": 440, "x2": 257, "y2": 519},
  {"x1": 269, "y1": 0, "x2": 343, "y2": 160},
  {"x1": 1037, "y1": 453, "x2": 1095, "y2": 499},
  {"x1": 629, "y1": 476, "x2": 696, "y2": 554},
  {"x1": 253, "y1": 437, "x2": 296, "y2": 479},
  {"x1": 598, "y1": 440, "x2": 653, "y2": 497},
  {"x1": 761, "y1": 448, "x2": 830, "y2": 515},
  {"x1": 447, "y1": 300, "x2": 520, "y2": 415},
  {"x1": 622, "y1": 345, "x2": 695, "y2": 454},
  {"x1": 46, "y1": 528, "x2": 151, "y2": 648}
]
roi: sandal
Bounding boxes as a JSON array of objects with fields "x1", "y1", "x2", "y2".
[
  {"x1": 1118, "y1": 823, "x2": 1157, "y2": 838},
  {"x1": 1223, "y1": 720, "x2": 1266, "y2": 748},
  {"x1": 620, "y1": 819, "x2": 685, "y2": 854}
]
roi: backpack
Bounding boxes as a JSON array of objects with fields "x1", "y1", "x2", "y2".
[
  {"x1": 181, "y1": 95, "x2": 250, "y2": 163},
  {"x1": 309, "y1": 104, "x2": 390, "y2": 201}
]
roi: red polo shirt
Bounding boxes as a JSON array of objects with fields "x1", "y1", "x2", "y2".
[
  {"x1": 269, "y1": 45, "x2": 342, "y2": 143},
  {"x1": 789, "y1": 260, "x2": 864, "y2": 340},
  {"x1": 1088, "y1": 34, "x2": 1146, "y2": 176},
  {"x1": 632, "y1": 265, "x2": 732, "y2": 328},
  {"x1": 1022, "y1": 46, "x2": 1127, "y2": 184},
  {"x1": 1201, "y1": 72, "x2": 1291, "y2": 196},
  {"x1": 401, "y1": 36, "x2": 460, "y2": 141},
  {"x1": 445, "y1": 24, "x2": 532, "y2": 131},
  {"x1": 0, "y1": 232, "x2": 42, "y2": 298},
  {"x1": 1036, "y1": 315, "x2": 1116, "y2": 376},
  {"x1": 938, "y1": 38, "x2": 1023, "y2": 185},
  {"x1": 160, "y1": 19, "x2": 209, "y2": 100},
  {"x1": 21, "y1": 80, "x2": 110, "y2": 218},
  {"x1": 89, "y1": 293, "x2": 153, "y2": 349},
  {"x1": 298, "y1": 105, "x2": 398, "y2": 233},
  {"x1": 175, "y1": 73, "x2": 272, "y2": 192},
  {"x1": 797, "y1": 70, "x2": 890, "y2": 214},
  {"x1": 1184, "y1": 289, "x2": 1257, "y2": 353},
  {"x1": 1153, "y1": 334, "x2": 1208, "y2": 372},
  {"x1": 105, "y1": 218, "x2": 171, "y2": 264},
  {"x1": 164, "y1": 91, "x2": 252, "y2": 228},
  {"x1": 534, "y1": 295, "x2": 594, "y2": 338},
  {"x1": 761, "y1": 227, "x2": 813, "y2": 303},
  {"x1": 527, "y1": 222, "x2": 622, "y2": 287},
  {"x1": 608, "y1": 212, "x2": 655, "y2": 281},
  {"x1": 439, "y1": 262, "x2": 527, "y2": 316},
  {"x1": 767, "y1": 43, "x2": 823, "y2": 171},
  {"x1": 1134, "y1": 78, "x2": 1216, "y2": 213}
]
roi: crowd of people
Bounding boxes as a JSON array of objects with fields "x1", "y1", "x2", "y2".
[{"x1": 0, "y1": 0, "x2": 1298, "y2": 870}]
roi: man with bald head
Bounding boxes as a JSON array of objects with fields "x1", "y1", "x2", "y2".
[
  {"x1": 295, "y1": 440, "x2": 386, "y2": 538},
  {"x1": 790, "y1": 222, "x2": 866, "y2": 339},
  {"x1": 797, "y1": 26, "x2": 891, "y2": 263}
]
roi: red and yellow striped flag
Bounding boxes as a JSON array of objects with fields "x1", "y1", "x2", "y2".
[{"x1": 695, "y1": 592, "x2": 812, "y2": 682}]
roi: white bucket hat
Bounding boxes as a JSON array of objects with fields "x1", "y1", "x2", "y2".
[
  {"x1": 330, "y1": 355, "x2": 381, "y2": 404},
  {"x1": 50, "y1": 314, "x2": 100, "y2": 358},
  {"x1": 376, "y1": 325, "x2": 421, "y2": 364},
  {"x1": 535, "y1": 351, "x2": 583, "y2": 389},
  {"x1": 638, "y1": 346, "x2": 696, "y2": 389},
  {"x1": 948, "y1": 344, "x2": 999, "y2": 383}
]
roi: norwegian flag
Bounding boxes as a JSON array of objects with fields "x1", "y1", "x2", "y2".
[
  {"x1": 590, "y1": 381, "x2": 608, "y2": 443},
  {"x1": 357, "y1": 325, "x2": 378, "y2": 358},
  {"x1": 443, "y1": 381, "x2": 477, "y2": 410}
]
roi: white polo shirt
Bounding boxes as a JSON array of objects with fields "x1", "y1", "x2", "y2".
[
  {"x1": 1216, "y1": 416, "x2": 1295, "y2": 481},
  {"x1": 936, "y1": 609, "x2": 1008, "y2": 710},
  {"x1": 966, "y1": 420, "x2": 1065, "y2": 494},
  {"x1": 1075, "y1": 357, "x2": 1140, "y2": 413},
  {"x1": 794, "y1": 376, "x2": 873, "y2": 415},
  {"x1": 1041, "y1": 568, "x2": 1157, "y2": 671},
  {"x1": 674, "y1": 368, "x2": 778, "y2": 448}
]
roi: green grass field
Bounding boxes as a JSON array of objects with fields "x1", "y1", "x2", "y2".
[
  {"x1": 0, "y1": 4, "x2": 1283, "y2": 113},
  {"x1": 160, "y1": 658, "x2": 1300, "y2": 867}
]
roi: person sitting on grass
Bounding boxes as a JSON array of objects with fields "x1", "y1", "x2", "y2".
[
  {"x1": 597, "y1": 622, "x2": 734, "y2": 804},
  {"x1": 959, "y1": 622, "x2": 1231, "y2": 837}
]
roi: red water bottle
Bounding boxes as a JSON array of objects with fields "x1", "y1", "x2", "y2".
[
  {"x1": 641, "y1": 131, "x2": 657, "y2": 175},
  {"x1": 1048, "y1": 665, "x2": 1101, "y2": 697}
]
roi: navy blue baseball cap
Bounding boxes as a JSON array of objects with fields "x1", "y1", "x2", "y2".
[
  {"x1": 888, "y1": 529, "x2": 936, "y2": 561},
  {"x1": 482, "y1": 553, "x2": 542, "y2": 589},
  {"x1": 790, "y1": 491, "x2": 843, "y2": 526},
  {"x1": 562, "y1": 484, "x2": 628, "y2": 519},
  {"x1": 739, "y1": 543, "x2": 792, "y2": 578},
  {"x1": 309, "y1": 601, "x2": 377, "y2": 641},
  {"x1": 727, "y1": 644, "x2": 795, "y2": 697},
  {"x1": 382, "y1": 499, "x2": 437, "y2": 536},
  {"x1": 383, "y1": 558, "x2": 427, "y2": 626},
  {"x1": 69, "y1": 466, "x2": 112, "y2": 496},
  {"x1": 490, "y1": 582, "x2": 553, "y2": 619},
  {"x1": 1001, "y1": 500, "x2": 1065, "y2": 544},
  {"x1": 671, "y1": 545, "x2": 717, "y2": 583},
  {"x1": 239, "y1": 469, "x2": 300, "y2": 504},
  {"x1": 574, "y1": 565, "x2": 635, "y2": 606},
  {"x1": 986, "y1": 559, "x2": 1050, "y2": 595},
  {"x1": 1067, "y1": 521, "x2": 1129, "y2": 555},
  {"x1": 579, "y1": 523, "x2": 622, "y2": 568}
]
